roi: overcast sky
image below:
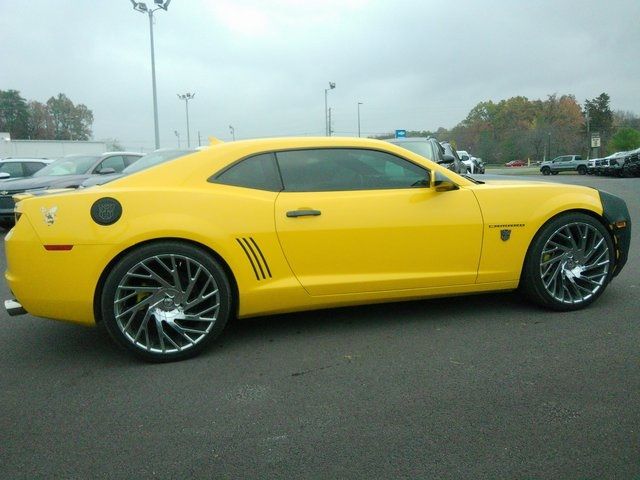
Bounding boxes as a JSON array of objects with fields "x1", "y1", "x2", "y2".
[{"x1": 1, "y1": 0, "x2": 639, "y2": 151}]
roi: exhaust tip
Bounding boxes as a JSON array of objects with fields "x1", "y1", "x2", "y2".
[{"x1": 4, "y1": 299, "x2": 26, "y2": 316}]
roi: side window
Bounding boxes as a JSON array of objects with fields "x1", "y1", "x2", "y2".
[
  {"x1": 125, "y1": 155, "x2": 141, "y2": 166},
  {"x1": 212, "y1": 153, "x2": 282, "y2": 191},
  {"x1": 97, "y1": 155, "x2": 126, "y2": 173},
  {"x1": 276, "y1": 148, "x2": 428, "y2": 192},
  {"x1": 0, "y1": 162, "x2": 25, "y2": 177},
  {"x1": 23, "y1": 162, "x2": 46, "y2": 176}
]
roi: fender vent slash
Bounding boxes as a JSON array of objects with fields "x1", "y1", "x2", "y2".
[{"x1": 236, "y1": 237, "x2": 272, "y2": 280}]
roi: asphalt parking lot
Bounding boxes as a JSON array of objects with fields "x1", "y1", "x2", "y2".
[{"x1": 1, "y1": 174, "x2": 638, "y2": 479}]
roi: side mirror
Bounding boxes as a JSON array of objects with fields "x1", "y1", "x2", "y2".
[
  {"x1": 98, "y1": 167, "x2": 116, "y2": 175},
  {"x1": 431, "y1": 170, "x2": 458, "y2": 192},
  {"x1": 0, "y1": 172, "x2": 10, "y2": 179},
  {"x1": 439, "y1": 154, "x2": 455, "y2": 164}
]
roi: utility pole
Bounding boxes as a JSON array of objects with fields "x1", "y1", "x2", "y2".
[
  {"x1": 357, "y1": 102, "x2": 363, "y2": 137},
  {"x1": 177, "y1": 92, "x2": 195, "y2": 148},
  {"x1": 324, "y1": 82, "x2": 335, "y2": 136},
  {"x1": 131, "y1": 0, "x2": 172, "y2": 149},
  {"x1": 328, "y1": 107, "x2": 333, "y2": 136}
]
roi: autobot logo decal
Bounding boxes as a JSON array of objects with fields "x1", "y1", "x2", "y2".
[
  {"x1": 90, "y1": 197, "x2": 122, "y2": 226},
  {"x1": 41, "y1": 206, "x2": 58, "y2": 226},
  {"x1": 501, "y1": 229, "x2": 511, "y2": 241}
]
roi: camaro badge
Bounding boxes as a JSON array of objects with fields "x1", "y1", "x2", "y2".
[
  {"x1": 41, "y1": 206, "x2": 58, "y2": 226},
  {"x1": 501, "y1": 229, "x2": 511, "y2": 241}
]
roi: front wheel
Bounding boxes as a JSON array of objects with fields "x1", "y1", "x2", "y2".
[
  {"x1": 101, "y1": 241, "x2": 233, "y2": 362},
  {"x1": 520, "y1": 213, "x2": 614, "y2": 311}
]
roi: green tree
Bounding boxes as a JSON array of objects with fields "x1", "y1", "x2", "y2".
[
  {"x1": 0, "y1": 89, "x2": 30, "y2": 139},
  {"x1": 584, "y1": 93, "x2": 613, "y2": 153},
  {"x1": 609, "y1": 128, "x2": 640, "y2": 151},
  {"x1": 46, "y1": 93, "x2": 93, "y2": 140},
  {"x1": 26, "y1": 101, "x2": 54, "y2": 139}
]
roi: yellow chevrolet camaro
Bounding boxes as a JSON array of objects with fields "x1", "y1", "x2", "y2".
[{"x1": 3, "y1": 137, "x2": 631, "y2": 361}]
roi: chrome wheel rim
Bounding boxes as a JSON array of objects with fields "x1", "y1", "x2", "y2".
[
  {"x1": 114, "y1": 254, "x2": 220, "y2": 354},
  {"x1": 539, "y1": 222, "x2": 610, "y2": 304}
]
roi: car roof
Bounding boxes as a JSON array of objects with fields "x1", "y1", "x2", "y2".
[
  {"x1": 0, "y1": 158, "x2": 53, "y2": 163},
  {"x1": 386, "y1": 137, "x2": 431, "y2": 142}
]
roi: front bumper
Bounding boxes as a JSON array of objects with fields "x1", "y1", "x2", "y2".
[
  {"x1": 4, "y1": 299, "x2": 26, "y2": 316},
  {"x1": 599, "y1": 190, "x2": 632, "y2": 277}
]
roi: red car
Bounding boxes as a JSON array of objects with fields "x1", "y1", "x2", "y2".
[{"x1": 505, "y1": 160, "x2": 527, "y2": 167}]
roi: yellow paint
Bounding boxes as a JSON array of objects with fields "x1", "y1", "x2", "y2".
[{"x1": 4, "y1": 137, "x2": 604, "y2": 327}]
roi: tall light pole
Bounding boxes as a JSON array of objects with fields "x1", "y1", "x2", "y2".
[
  {"x1": 229, "y1": 125, "x2": 236, "y2": 141},
  {"x1": 174, "y1": 129, "x2": 180, "y2": 148},
  {"x1": 357, "y1": 102, "x2": 363, "y2": 137},
  {"x1": 177, "y1": 92, "x2": 195, "y2": 148},
  {"x1": 131, "y1": 0, "x2": 171, "y2": 149},
  {"x1": 324, "y1": 82, "x2": 335, "y2": 136}
]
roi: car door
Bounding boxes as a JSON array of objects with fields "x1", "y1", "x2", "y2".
[{"x1": 274, "y1": 148, "x2": 483, "y2": 296}]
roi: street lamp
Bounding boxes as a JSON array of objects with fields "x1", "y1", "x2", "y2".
[
  {"x1": 177, "y1": 92, "x2": 195, "y2": 148},
  {"x1": 229, "y1": 125, "x2": 235, "y2": 141},
  {"x1": 357, "y1": 102, "x2": 363, "y2": 137},
  {"x1": 131, "y1": 0, "x2": 171, "y2": 150},
  {"x1": 324, "y1": 82, "x2": 335, "y2": 136},
  {"x1": 174, "y1": 129, "x2": 180, "y2": 148}
]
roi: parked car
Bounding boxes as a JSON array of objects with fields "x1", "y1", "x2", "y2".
[
  {"x1": 0, "y1": 152, "x2": 142, "y2": 228},
  {"x1": 3, "y1": 137, "x2": 630, "y2": 362},
  {"x1": 0, "y1": 158, "x2": 52, "y2": 180},
  {"x1": 80, "y1": 149, "x2": 193, "y2": 188},
  {"x1": 471, "y1": 157, "x2": 485, "y2": 174},
  {"x1": 617, "y1": 147, "x2": 640, "y2": 177},
  {"x1": 597, "y1": 151, "x2": 630, "y2": 177},
  {"x1": 587, "y1": 157, "x2": 604, "y2": 175},
  {"x1": 457, "y1": 150, "x2": 475, "y2": 173},
  {"x1": 440, "y1": 142, "x2": 467, "y2": 174},
  {"x1": 457, "y1": 150, "x2": 485, "y2": 174},
  {"x1": 539, "y1": 155, "x2": 586, "y2": 175},
  {"x1": 386, "y1": 137, "x2": 464, "y2": 173},
  {"x1": 505, "y1": 160, "x2": 526, "y2": 167}
]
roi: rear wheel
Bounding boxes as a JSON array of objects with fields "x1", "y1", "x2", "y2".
[
  {"x1": 520, "y1": 213, "x2": 614, "y2": 311},
  {"x1": 577, "y1": 165, "x2": 587, "y2": 175},
  {"x1": 101, "y1": 241, "x2": 232, "y2": 362}
]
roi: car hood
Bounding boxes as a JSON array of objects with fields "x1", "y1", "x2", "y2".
[{"x1": 0, "y1": 174, "x2": 91, "y2": 193}]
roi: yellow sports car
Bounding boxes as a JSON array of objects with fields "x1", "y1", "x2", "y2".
[{"x1": 3, "y1": 137, "x2": 631, "y2": 361}]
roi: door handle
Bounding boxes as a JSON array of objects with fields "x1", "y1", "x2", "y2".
[{"x1": 286, "y1": 209, "x2": 322, "y2": 218}]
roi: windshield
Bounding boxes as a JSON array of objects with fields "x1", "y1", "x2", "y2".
[
  {"x1": 34, "y1": 155, "x2": 99, "y2": 177},
  {"x1": 391, "y1": 141, "x2": 434, "y2": 160},
  {"x1": 122, "y1": 150, "x2": 191, "y2": 175}
]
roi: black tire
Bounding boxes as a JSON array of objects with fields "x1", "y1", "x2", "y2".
[
  {"x1": 577, "y1": 165, "x2": 587, "y2": 175},
  {"x1": 541, "y1": 167, "x2": 551, "y2": 175},
  {"x1": 520, "y1": 212, "x2": 614, "y2": 311},
  {"x1": 551, "y1": 171, "x2": 559, "y2": 175},
  {"x1": 101, "y1": 241, "x2": 232, "y2": 362}
]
